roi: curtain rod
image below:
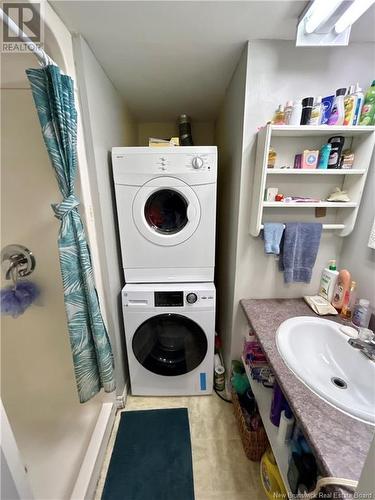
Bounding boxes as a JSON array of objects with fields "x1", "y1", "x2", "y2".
[{"x1": 0, "y1": 7, "x2": 57, "y2": 67}]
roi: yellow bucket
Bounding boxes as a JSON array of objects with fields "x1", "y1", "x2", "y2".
[{"x1": 260, "y1": 448, "x2": 288, "y2": 500}]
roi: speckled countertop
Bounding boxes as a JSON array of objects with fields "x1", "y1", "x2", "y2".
[{"x1": 240, "y1": 298, "x2": 374, "y2": 482}]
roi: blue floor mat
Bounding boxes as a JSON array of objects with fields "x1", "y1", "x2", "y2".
[{"x1": 101, "y1": 408, "x2": 195, "y2": 500}]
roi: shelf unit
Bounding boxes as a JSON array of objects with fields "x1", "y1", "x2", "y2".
[
  {"x1": 249, "y1": 124, "x2": 375, "y2": 237},
  {"x1": 241, "y1": 357, "x2": 292, "y2": 495}
]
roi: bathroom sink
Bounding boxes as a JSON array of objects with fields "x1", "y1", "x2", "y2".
[{"x1": 276, "y1": 316, "x2": 375, "y2": 426}]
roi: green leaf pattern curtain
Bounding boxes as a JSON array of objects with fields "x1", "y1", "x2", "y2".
[{"x1": 26, "y1": 65, "x2": 115, "y2": 403}]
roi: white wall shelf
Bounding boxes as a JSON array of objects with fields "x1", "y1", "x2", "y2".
[
  {"x1": 250, "y1": 124, "x2": 375, "y2": 237},
  {"x1": 241, "y1": 357, "x2": 292, "y2": 496},
  {"x1": 267, "y1": 169, "x2": 366, "y2": 175}
]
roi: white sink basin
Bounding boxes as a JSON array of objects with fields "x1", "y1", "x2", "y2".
[{"x1": 276, "y1": 316, "x2": 375, "y2": 426}]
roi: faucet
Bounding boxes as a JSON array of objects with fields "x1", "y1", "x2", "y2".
[{"x1": 348, "y1": 333, "x2": 375, "y2": 362}]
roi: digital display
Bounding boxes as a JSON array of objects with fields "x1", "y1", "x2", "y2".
[{"x1": 154, "y1": 291, "x2": 183, "y2": 307}]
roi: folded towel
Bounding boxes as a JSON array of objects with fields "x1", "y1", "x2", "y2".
[
  {"x1": 263, "y1": 223, "x2": 285, "y2": 255},
  {"x1": 279, "y1": 223, "x2": 322, "y2": 283}
]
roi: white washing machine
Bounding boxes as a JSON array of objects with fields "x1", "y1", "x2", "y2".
[
  {"x1": 112, "y1": 146, "x2": 217, "y2": 283},
  {"x1": 122, "y1": 282, "x2": 215, "y2": 396}
]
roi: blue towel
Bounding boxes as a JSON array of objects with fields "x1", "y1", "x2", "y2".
[
  {"x1": 279, "y1": 223, "x2": 322, "y2": 283},
  {"x1": 263, "y1": 223, "x2": 285, "y2": 255}
]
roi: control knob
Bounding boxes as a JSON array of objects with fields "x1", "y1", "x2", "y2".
[
  {"x1": 191, "y1": 157, "x2": 204, "y2": 169},
  {"x1": 186, "y1": 293, "x2": 198, "y2": 304}
]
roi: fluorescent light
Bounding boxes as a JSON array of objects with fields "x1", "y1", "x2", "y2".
[
  {"x1": 334, "y1": 0, "x2": 375, "y2": 34},
  {"x1": 304, "y1": 0, "x2": 343, "y2": 34}
]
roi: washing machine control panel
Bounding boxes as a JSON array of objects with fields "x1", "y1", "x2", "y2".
[
  {"x1": 186, "y1": 292, "x2": 198, "y2": 304},
  {"x1": 123, "y1": 287, "x2": 215, "y2": 309}
]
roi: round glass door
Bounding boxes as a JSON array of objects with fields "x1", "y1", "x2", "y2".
[
  {"x1": 144, "y1": 189, "x2": 188, "y2": 234},
  {"x1": 132, "y1": 314, "x2": 208, "y2": 376}
]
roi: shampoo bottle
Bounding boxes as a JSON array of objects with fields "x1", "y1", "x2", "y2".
[
  {"x1": 332, "y1": 269, "x2": 351, "y2": 311},
  {"x1": 359, "y1": 80, "x2": 375, "y2": 126},
  {"x1": 352, "y1": 83, "x2": 364, "y2": 126},
  {"x1": 308, "y1": 96, "x2": 322, "y2": 125},
  {"x1": 343, "y1": 85, "x2": 357, "y2": 126},
  {"x1": 289, "y1": 100, "x2": 303, "y2": 126},
  {"x1": 328, "y1": 88, "x2": 346, "y2": 125},
  {"x1": 319, "y1": 260, "x2": 339, "y2": 302}
]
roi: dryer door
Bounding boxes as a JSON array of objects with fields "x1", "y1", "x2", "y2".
[
  {"x1": 133, "y1": 177, "x2": 201, "y2": 246},
  {"x1": 132, "y1": 313, "x2": 208, "y2": 376}
]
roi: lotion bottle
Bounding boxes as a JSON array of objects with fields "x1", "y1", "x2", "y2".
[
  {"x1": 332, "y1": 269, "x2": 351, "y2": 311},
  {"x1": 353, "y1": 83, "x2": 364, "y2": 125},
  {"x1": 319, "y1": 260, "x2": 339, "y2": 302},
  {"x1": 343, "y1": 85, "x2": 357, "y2": 126},
  {"x1": 328, "y1": 88, "x2": 346, "y2": 125}
]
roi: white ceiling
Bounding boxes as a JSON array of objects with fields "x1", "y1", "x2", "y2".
[{"x1": 50, "y1": 1, "x2": 375, "y2": 121}]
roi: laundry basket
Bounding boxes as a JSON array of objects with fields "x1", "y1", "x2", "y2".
[{"x1": 232, "y1": 389, "x2": 269, "y2": 461}]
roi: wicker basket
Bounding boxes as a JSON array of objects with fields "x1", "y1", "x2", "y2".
[{"x1": 232, "y1": 389, "x2": 269, "y2": 462}]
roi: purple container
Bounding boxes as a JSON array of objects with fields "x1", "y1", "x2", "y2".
[{"x1": 270, "y1": 383, "x2": 287, "y2": 426}]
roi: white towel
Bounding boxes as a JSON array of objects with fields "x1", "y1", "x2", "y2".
[{"x1": 369, "y1": 217, "x2": 375, "y2": 250}]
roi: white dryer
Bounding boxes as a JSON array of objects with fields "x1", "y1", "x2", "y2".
[
  {"x1": 122, "y1": 283, "x2": 215, "y2": 396},
  {"x1": 112, "y1": 146, "x2": 217, "y2": 283}
]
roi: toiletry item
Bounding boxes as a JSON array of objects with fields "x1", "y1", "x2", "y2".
[
  {"x1": 289, "y1": 100, "x2": 303, "y2": 126},
  {"x1": 178, "y1": 114, "x2": 194, "y2": 145},
  {"x1": 317, "y1": 143, "x2": 332, "y2": 169},
  {"x1": 353, "y1": 83, "x2": 364, "y2": 125},
  {"x1": 308, "y1": 96, "x2": 322, "y2": 125},
  {"x1": 267, "y1": 147, "x2": 277, "y2": 168},
  {"x1": 300, "y1": 97, "x2": 314, "y2": 125},
  {"x1": 359, "y1": 80, "x2": 375, "y2": 125},
  {"x1": 304, "y1": 295, "x2": 338, "y2": 315},
  {"x1": 340, "y1": 149, "x2": 355, "y2": 169},
  {"x1": 332, "y1": 269, "x2": 351, "y2": 311},
  {"x1": 321, "y1": 95, "x2": 335, "y2": 124},
  {"x1": 214, "y1": 365, "x2": 225, "y2": 391},
  {"x1": 352, "y1": 299, "x2": 371, "y2": 327},
  {"x1": 270, "y1": 383, "x2": 287, "y2": 427},
  {"x1": 341, "y1": 280, "x2": 357, "y2": 320},
  {"x1": 277, "y1": 408, "x2": 295, "y2": 445},
  {"x1": 294, "y1": 153, "x2": 302, "y2": 169},
  {"x1": 273, "y1": 105, "x2": 285, "y2": 125},
  {"x1": 328, "y1": 88, "x2": 346, "y2": 125},
  {"x1": 284, "y1": 100, "x2": 294, "y2": 124},
  {"x1": 265, "y1": 187, "x2": 279, "y2": 201},
  {"x1": 326, "y1": 187, "x2": 350, "y2": 202},
  {"x1": 327, "y1": 135, "x2": 345, "y2": 168},
  {"x1": 302, "y1": 150, "x2": 319, "y2": 169},
  {"x1": 275, "y1": 193, "x2": 284, "y2": 201},
  {"x1": 319, "y1": 260, "x2": 339, "y2": 302},
  {"x1": 343, "y1": 85, "x2": 357, "y2": 126}
]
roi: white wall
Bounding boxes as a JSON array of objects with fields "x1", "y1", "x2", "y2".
[
  {"x1": 214, "y1": 46, "x2": 248, "y2": 371},
  {"x1": 138, "y1": 121, "x2": 214, "y2": 146},
  {"x1": 339, "y1": 151, "x2": 375, "y2": 307},
  {"x1": 216, "y1": 40, "x2": 375, "y2": 364},
  {"x1": 73, "y1": 35, "x2": 138, "y2": 396},
  {"x1": 1, "y1": 52, "x2": 103, "y2": 500}
]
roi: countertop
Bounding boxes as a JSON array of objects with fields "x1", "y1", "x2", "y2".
[{"x1": 240, "y1": 298, "x2": 374, "y2": 482}]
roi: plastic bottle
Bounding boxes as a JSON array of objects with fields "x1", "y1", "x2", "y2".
[
  {"x1": 284, "y1": 101, "x2": 294, "y2": 124},
  {"x1": 352, "y1": 83, "x2": 364, "y2": 126},
  {"x1": 317, "y1": 143, "x2": 332, "y2": 169},
  {"x1": 340, "y1": 281, "x2": 357, "y2": 319},
  {"x1": 273, "y1": 105, "x2": 285, "y2": 125},
  {"x1": 352, "y1": 299, "x2": 370, "y2": 327},
  {"x1": 359, "y1": 80, "x2": 375, "y2": 126},
  {"x1": 289, "y1": 100, "x2": 303, "y2": 126},
  {"x1": 300, "y1": 97, "x2": 314, "y2": 125},
  {"x1": 343, "y1": 85, "x2": 357, "y2": 126},
  {"x1": 327, "y1": 136, "x2": 345, "y2": 169},
  {"x1": 328, "y1": 88, "x2": 346, "y2": 125},
  {"x1": 319, "y1": 260, "x2": 339, "y2": 302},
  {"x1": 309, "y1": 96, "x2": 323, "y2": 125},
  {"x1": 332, "y1": 269, "x2": 351, "y2": 311}
]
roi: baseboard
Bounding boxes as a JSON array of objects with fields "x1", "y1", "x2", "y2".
[
  {"x1": 70, "y1": 402, "x2": 116, "y2": 500},
  {"x1": 115, "y1": 383, "x2": 128, "y2": 410}
]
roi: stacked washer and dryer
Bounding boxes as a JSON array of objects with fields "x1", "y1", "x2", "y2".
[{"x1": 112, "y1": 146, "x2": 217, "y2": 395}]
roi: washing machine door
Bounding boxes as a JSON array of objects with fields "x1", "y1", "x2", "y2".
[
  {"x1": 133, "y1": 177, "x2": 201, "y2": 246},
  {"x1": 132, "y1": 313, "x2": 208, "y2": 376}
]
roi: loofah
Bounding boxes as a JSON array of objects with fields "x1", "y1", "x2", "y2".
[{"x1": 1, "y1": 281, "x2": 40, "y2": 318}]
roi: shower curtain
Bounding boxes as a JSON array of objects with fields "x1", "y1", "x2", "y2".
[{"x1": 26, "y1": 65, "x2": 115, "y2": 403}]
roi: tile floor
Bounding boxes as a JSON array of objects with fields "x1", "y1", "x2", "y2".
[{"x1": 95, "y1": 393, "x2": 266, "y2": 500}]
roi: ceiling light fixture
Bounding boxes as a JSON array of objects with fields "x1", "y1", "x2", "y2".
[
  {"x1": 334, "y1": 0, "x2": 375, "y2": 34},
  {"x1": 296, "y1": 0, "x2": 374, "y2": 46}
]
